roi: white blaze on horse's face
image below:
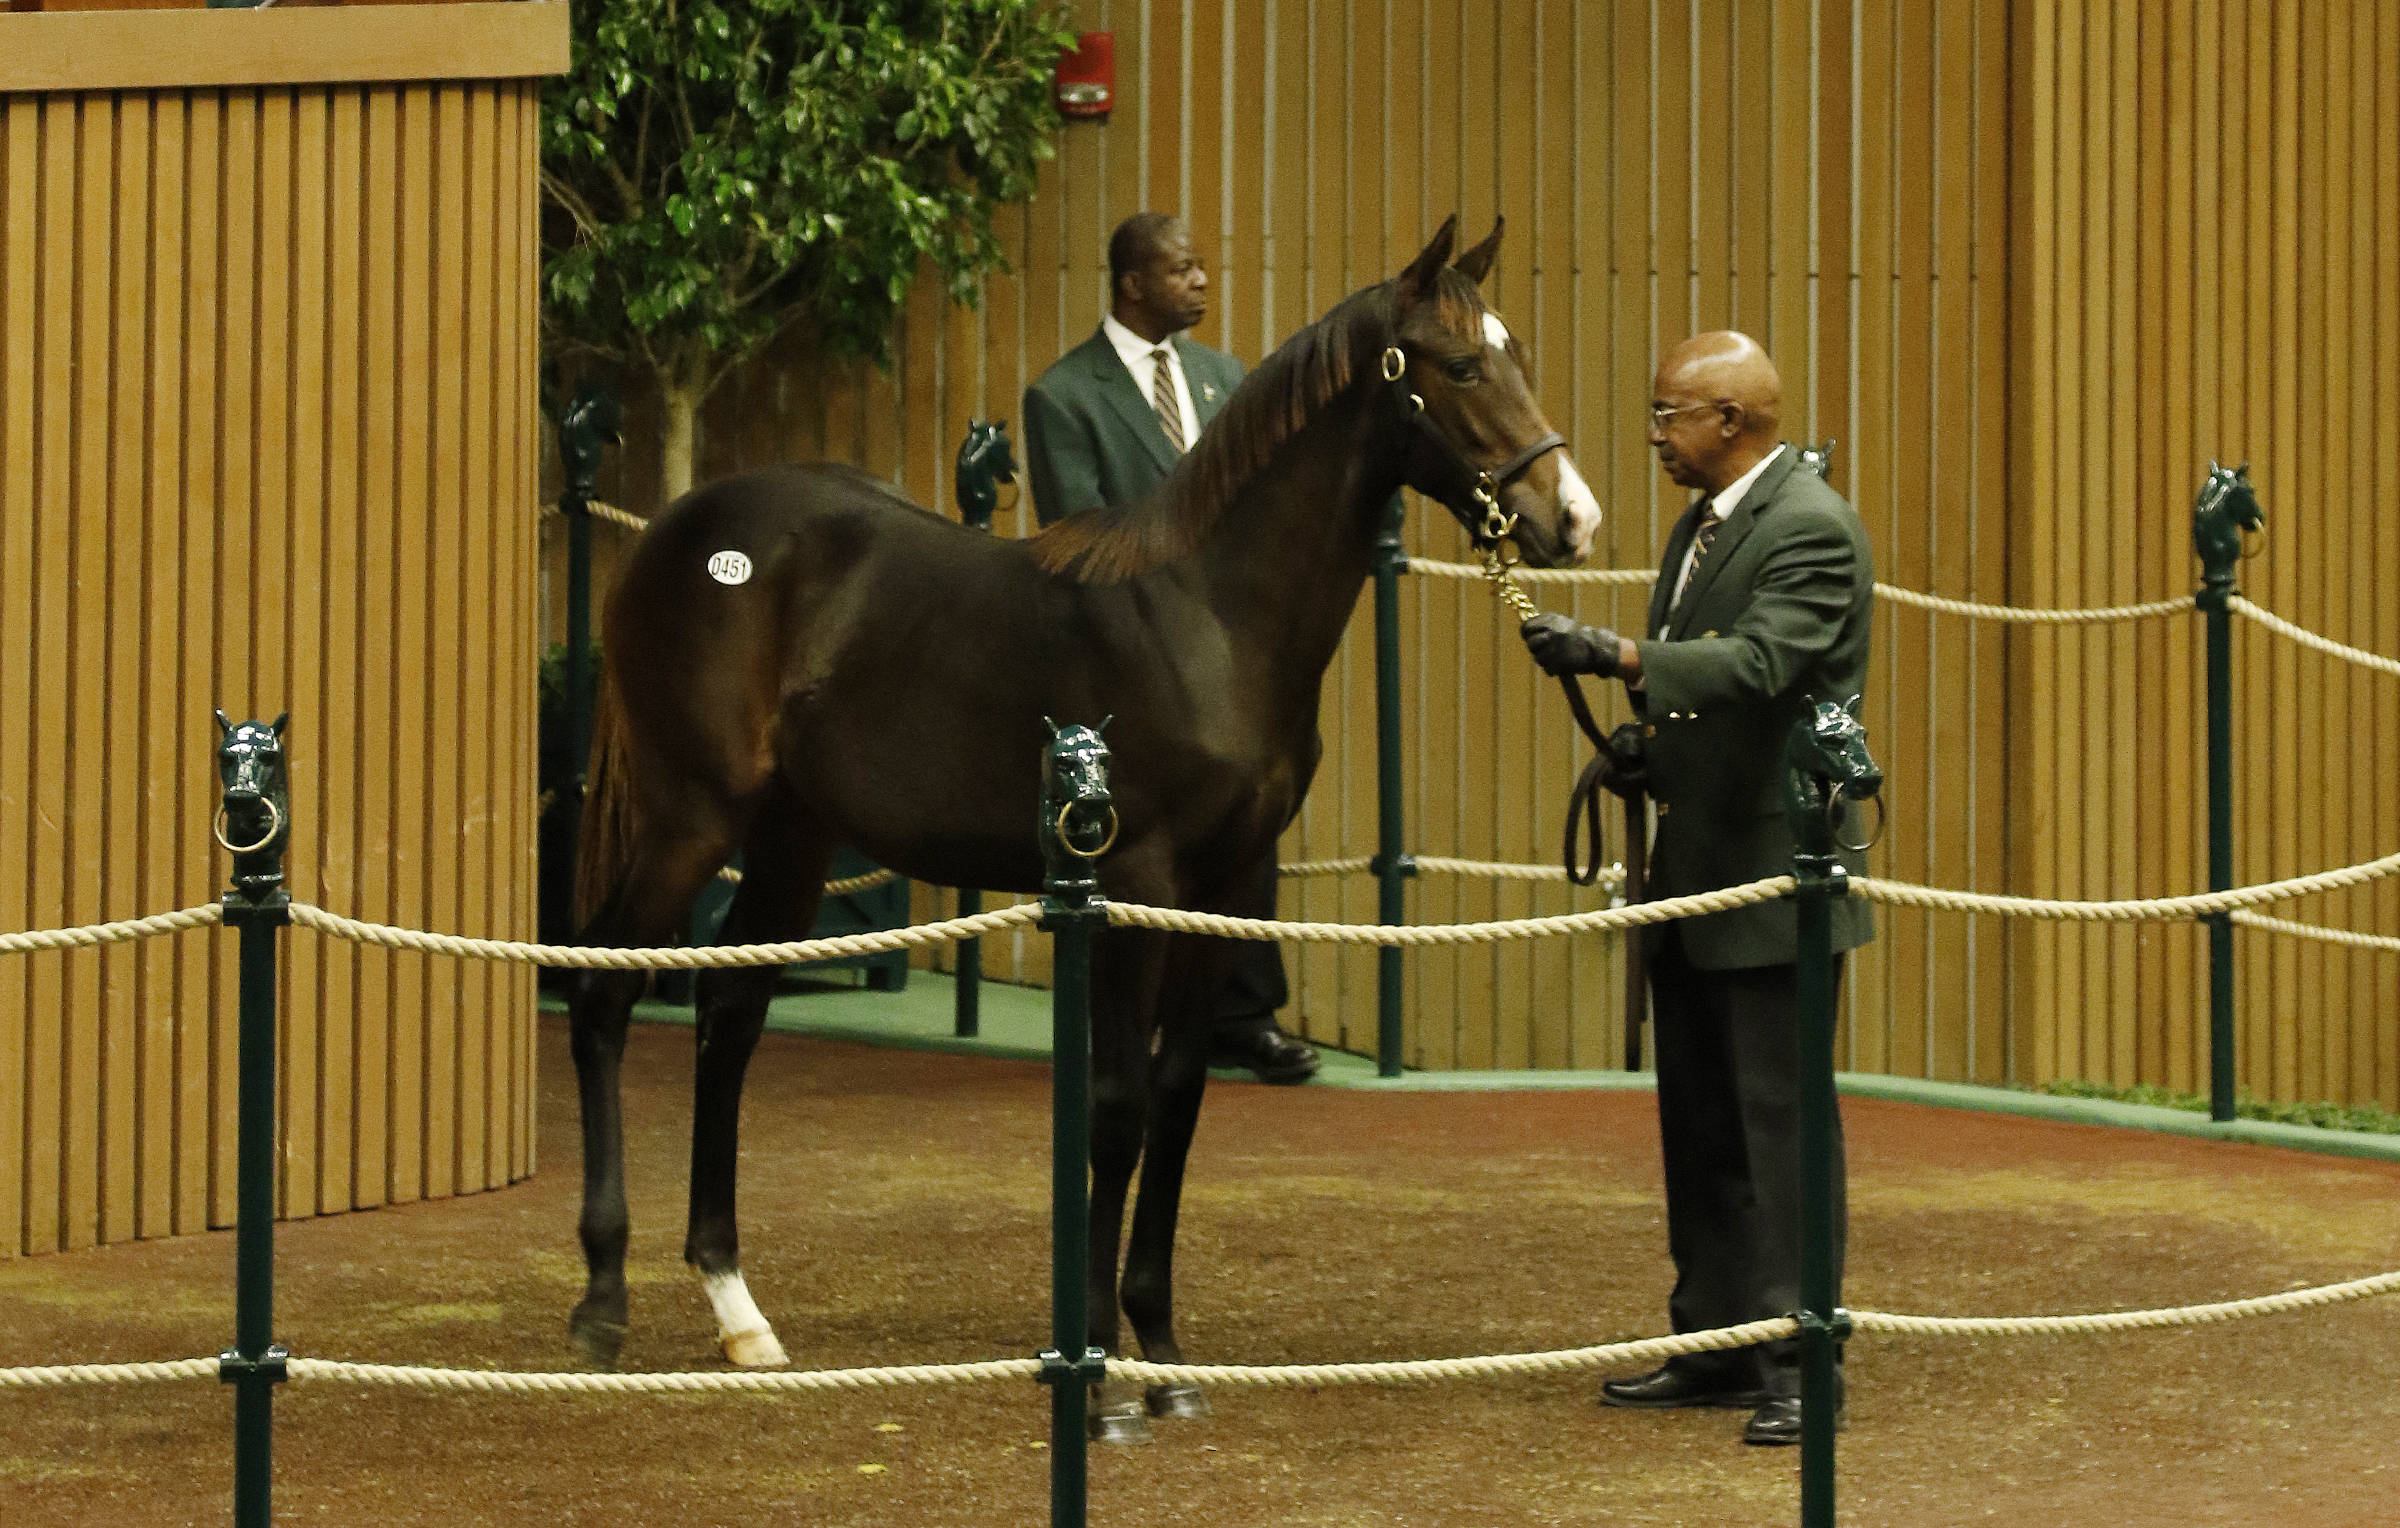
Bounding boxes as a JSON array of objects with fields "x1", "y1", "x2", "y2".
[{"x1": 1481, "y1": 310, "x2": 1602, "y2": 563}]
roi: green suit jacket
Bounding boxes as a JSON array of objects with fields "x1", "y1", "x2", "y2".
[
  {"x1": 1633, "y1": 446, "x2": 1877, "y2": 969},
  {"x1": 1022, "y1": 327, "x2": 1245, "y2": 524}
]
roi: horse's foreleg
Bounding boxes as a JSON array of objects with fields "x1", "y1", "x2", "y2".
[
  {"x1": 1121, "y1": 929, "x2": 1226, "y2": 1421},
  {"x1": 685, "y1": 807, "x2": 832, "y2": 1369},
  {"x1": 1085, "y1": 921, "x2": 1168, "y2": 1443}
]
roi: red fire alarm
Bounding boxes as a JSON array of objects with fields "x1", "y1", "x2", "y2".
[{"x1": 1054, "y1": 32, "x2": 1115, "y2": 121}]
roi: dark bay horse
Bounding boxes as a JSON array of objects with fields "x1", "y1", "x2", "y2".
[{"x1": 565, "y1": 218, "x2": 1603, "y2": 1431}]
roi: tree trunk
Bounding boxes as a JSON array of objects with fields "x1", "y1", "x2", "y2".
[{"x1": 660, "y1": 379, "x2": 702, "y2": 506}]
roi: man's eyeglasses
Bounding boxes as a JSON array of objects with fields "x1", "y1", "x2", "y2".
[{"x1": 1648, "y1": 401, "x2": 1722, "y2": 429}]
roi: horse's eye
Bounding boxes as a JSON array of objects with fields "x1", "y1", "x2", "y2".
[{"x1": 1443, "y1": 357, "x2": 1481, "y2": 384}]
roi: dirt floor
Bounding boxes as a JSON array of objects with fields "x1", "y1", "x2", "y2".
[{"x1": 4, "y1": 1015, "x2": 2399, "y2": 1528}]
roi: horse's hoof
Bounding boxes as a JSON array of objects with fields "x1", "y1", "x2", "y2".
[
  {"x1": 567, "y1": 1309, "x2": 627, "y2": 1371},
  {"x1": 1088, "y1": 1397, "x2": 1154, "y2": 1445},
  {"x1": 720, "y1": 1326, "x2": 788, "y2": 1369},
  {"x1": 1144, "y1": 1382, "x2": 1211, "y2": 1420}
]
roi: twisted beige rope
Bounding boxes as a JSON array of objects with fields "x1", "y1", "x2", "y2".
[
  {"x1": 286, "y1": 900, "x2": 1044, "y2": 969},
  {"x1": 1405, "y1": 558, "x2": 2196, "y2": 623},
  {"x1": 715, "y1": 865, "x2": 901, "y2": 897},
  {"x1": 1404, "y1": 557, "x2": 1656, "y2": 586},
  {"x1": 22, "y1": 1268, "x2": 2393, "y2": 1393},
  {"x1": 2229, "y1": 909, "x2": 2400, "y2": 954},
  {"x1": 1853, "y1": 850, "x2": 2400, "y2": 922},
  {"x1": 1277, "y1": 856, "x2": 1377, "y2": 878},
  {"x1": 1104, "y1": 876, "x2": 1794, "y2": 945},
  {"x1": 1412, "y1": 855, "x2": 1625, "y2": 889},
  {"x1": 0, "y1": 904, "x2": 222, "y2": 954},
  {"x1": 1850, "y1": 1268, "x2": 2400, "y2": 1338},
  {"x1": 0, "y1": 1357, "x2": 221, "y2": 1389},
  {"x1": 2229, "y1": 596, "x2": 2400, "y2": 677},
  {"x1": 1112, "y1": 1319, "x2": 1800, "y2": 1388},
  {"x1": 285, "y1": 1357, "x2": 1041, "y2": 1393},
  {"x1": 541, "y1": 499, "x2": 650, "y2": 533}
]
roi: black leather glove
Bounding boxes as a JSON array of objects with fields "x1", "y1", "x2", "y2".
[{"x1": 1520, "y1": 613, "x2": 1622, "y2": 678}]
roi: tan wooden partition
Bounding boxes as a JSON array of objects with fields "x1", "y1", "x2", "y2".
[
  {"x1": 556, "y1": 0, "x2": 2395, "y2": 1107},
  {"x1": 2011, "y1": 0, "x2": 2399, "y2": 1111},
  {"x1": 0, "y1": 3, "x2": 566, "y2": 1257}
]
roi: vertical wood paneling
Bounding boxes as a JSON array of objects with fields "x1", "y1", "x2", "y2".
[{"x1": 0, "y1": 76, "x2": 542, "y2": 1257}]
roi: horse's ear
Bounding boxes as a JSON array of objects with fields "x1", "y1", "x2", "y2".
[
  {"x1": 1042, "y1": 714, "x2": 1059, "y2": 735},
  {"x1": 1096, "y1": 714, "x2": 1113, "y2": 735},
  {"x1": 1395, "y1": 216, "x2": 1459, "y2": 305},
  {"x1": 269, "y1": 712, "x2": 288, "y2": 738},
  {"x1": 1451, "y1": 218, "x2": 1504, "y2": 285},
  {"x1": 215, "y1": 708, "x2": 233, "y2": 737},
  {"x1": 1843, "y1": 694, "x2": 1864, "y2": 719}
]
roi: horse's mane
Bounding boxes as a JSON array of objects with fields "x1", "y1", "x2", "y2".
[{"x1": 1029, "y1": 267, "x2": 1490, "y2": 582}]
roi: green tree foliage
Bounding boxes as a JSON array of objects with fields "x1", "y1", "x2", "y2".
[{"x1": 541, "y1": 0, "x2": 1071, "y2": 499}]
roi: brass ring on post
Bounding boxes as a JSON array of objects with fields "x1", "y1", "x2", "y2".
[
  {"x1": 1381, "y1": 346, "x2": 1407, "y2": 381},
  {"x1": 214, "y1": 798, "x2": 284, "y2": 856},
  {"x1": 2238, "y1": 523, "x2": 2266, "y2": 561},
  {"x1": 1831, "y1": 793, "x2": 1885, "y2": 855},
  {"x1": 993, "y1": 481, "x2": 1022, "y2": 514},
  {"x1": 1056, "y1": 803, "x2": 1120, "y2": 860}
]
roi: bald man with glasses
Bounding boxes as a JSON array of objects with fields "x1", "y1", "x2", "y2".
[{"x1": 1520, "y1": 332, "x2": 1876, "y2": 1447}]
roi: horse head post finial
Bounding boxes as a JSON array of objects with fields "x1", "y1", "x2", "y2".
[
  {"x1": 1783, "y1": 698, "x2": 1883, "y2": 867},
  {"x1": 954, "y1": 420, "x2": 1019, "y2": 533},
  {"x1": 2191, "y1": 461, "x2": 2264, "y2": 604},
  {"x1": 556, "y1": 383, "x2": 623, "y2": 509},
  {"x1": 1038, "y1": 719, "x2": 1117, "y2": 897},
  {"x1": 214, "y1": 711, "x2": 294, "y2": 908}
]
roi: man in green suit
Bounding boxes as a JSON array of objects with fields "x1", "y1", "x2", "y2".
[
  {"x1": 1520, "y1": 331, "x2": 1874, "y2": 1446},
  {"x1": 1022, "y1": 213, "x2": 1317, "y2": 1084}
]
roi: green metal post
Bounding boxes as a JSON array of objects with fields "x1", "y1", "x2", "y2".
[
  {"x1": 2204, "y1": 600, "x2": 2234, "y2": 1121},
  {"x1": 1791, "y1": 847, "x2": 1844, "y2": 1528},
  {"x1": 553, "y1": 385, "x2": 620, "y2": 898},
  {"x1": 1036, "y1": 723, "x2": 1112, "y2": 1528},
  {"x1": 956, "y1": 888, "x2": 983, "y2": 1038},
  {"x1": 1371, "y1": 494, "x2": 1412, "y2": 1077},
  {"x1": 214, "y1": 717, "x2": 292, "y2": 1528},
  {"x1": 2191, "y1": 464, "x2": 2257, "y2": 1124},
  {"x1": 1783, "y1": 704, "x2": 1879, "y2": 1528}
]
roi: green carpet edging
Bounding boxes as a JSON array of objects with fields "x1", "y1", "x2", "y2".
[
  {"x1": 536, "y1": 976, "x2": 2400, "y2": 1161},
  {"x1": 1834, "y1": 1073, "x2": 2400, "y2": 1164}
]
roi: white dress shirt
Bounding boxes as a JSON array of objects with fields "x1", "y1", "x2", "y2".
[
  {"x1": 1661, "y1": 443, "x2": 1785, "y2": 635},
  {"x1": 1101, "y1": 312, "x2": 1202, "y2": 451}
]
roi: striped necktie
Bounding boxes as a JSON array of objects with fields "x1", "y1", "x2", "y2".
[
  {"x1": 1150, "y1": 347, "x2": 1187, "y2": 454},
  {"x1": 1671, "y1": 511, "x2": 1721, "y2": 614}
]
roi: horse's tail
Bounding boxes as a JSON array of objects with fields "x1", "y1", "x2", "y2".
[{"x1": 572, "y1": 665, "x2": 638, "y2": 932}]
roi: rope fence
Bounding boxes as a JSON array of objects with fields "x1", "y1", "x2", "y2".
[
  {"x1": 10, "y1": 1267, "x2": 2394, "y2": 1394},
  {"x1": 2, "y1": 851, "x2": 2392, "y2": 969},
  {"x1": 1405, "y1": 558, "x2": 2400, "y2": 670}
]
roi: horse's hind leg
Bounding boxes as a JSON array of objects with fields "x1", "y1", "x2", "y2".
[
  {"x1": 685, "y1": 800, "x2": 835, "y2": 1368},
  {"x1": 568, "y1": 825, "x2": 739, "y2": 1369}
]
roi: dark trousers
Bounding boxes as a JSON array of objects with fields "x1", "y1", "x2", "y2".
[
  {"x1": 1648, "y1": 924, "x2": 1845, "y2": 1397},
  {"x1": 1213, "y1": 852, "x2": 1289, "y2": 1026}
]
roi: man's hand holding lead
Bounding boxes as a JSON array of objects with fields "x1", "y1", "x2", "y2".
[{"x1": 1520, "y1": 613, "x2": 1622, "y2": 678}]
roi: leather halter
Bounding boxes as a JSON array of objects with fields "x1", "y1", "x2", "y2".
[{"x1": 1380, "y1": 345, "x2": 1565, "y2": 544}]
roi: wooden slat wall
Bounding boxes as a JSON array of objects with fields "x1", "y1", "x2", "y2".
[
  {"x1": 549, "y1": 0, "x2": 2395, "y2": 1105},
  {"x1": 2012, "y1": 1, "x2": 2399, "y2": 1110},
  {"x1": 0, "y1": 79, "x2": 542, "y2": 1258}
]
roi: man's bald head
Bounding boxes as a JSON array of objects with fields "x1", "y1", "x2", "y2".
[{"x1": 1649, "y1": 331, "x2": 1784, "y2": 495}]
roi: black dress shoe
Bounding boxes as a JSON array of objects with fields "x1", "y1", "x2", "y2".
[
  {"x1": 1741, "y1": 1394, "x2": 1845, "y2": 1446},
  {"x1": 1598, "y1": 1366, "x2": 1766, "y2": 1410},
  {"x1": 1209, "y1": 1020, "x2": 1319, "y2": 1084}
]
